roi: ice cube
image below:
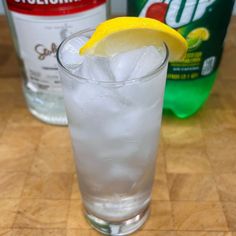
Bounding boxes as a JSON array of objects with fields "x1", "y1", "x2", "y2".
[
  {"x1": 110, "y1": 46, "x2": 165, "y2": 82},
  {"x1": 110, "y1": 48, "x2": 146, "y2": 81},
  {"x1": 98, "y1": 139, "x2": 140, "y2": 160},
  {"x1": 130, "y1": 46, "x2": 165, "y2": 78},
  {"x1": 74, "y1": 45, "x2": 164, "y2": 83},
  {"x1": 74, "y1": 83, "x2": 121, "y2": 113},
  {"x1": 116, "y1": 62, "x2": 168, "y2": 107},
  {"x1": 108, "y1": 164, "x2": 142, "y2": 183},
  {"x1": 104, "y1": 108, "x2": 144, "y2": 140},
  {"x1": 60, "y1": 36, "x2": 89, "y2": 68},
  {"x1": 64, "y1": 81, "x2": 124, "y2": 133},
  {"x1": 77, "y1": 56, "x2": 115, "y2": 82}
]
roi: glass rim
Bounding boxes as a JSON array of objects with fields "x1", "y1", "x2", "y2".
[{"x1": 57, "y1": 28, "x2": 169, "y2": 87}]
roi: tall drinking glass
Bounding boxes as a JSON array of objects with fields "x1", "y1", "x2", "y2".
[{"x1": 57, "y1": 30, "x2": 169, "y2": 235}]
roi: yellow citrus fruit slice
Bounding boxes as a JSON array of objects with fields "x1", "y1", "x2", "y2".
[{"x1": 80, "y1": 17, "x2": 188, "y2": 61}]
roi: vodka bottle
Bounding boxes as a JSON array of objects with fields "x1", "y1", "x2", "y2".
[{"x1": 3, "y1": 0, "x2": 109, "y2": 125}]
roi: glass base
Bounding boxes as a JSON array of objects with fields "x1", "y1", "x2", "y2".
[
  {"x1": 29, "y1": 108, "x2": 68, "y2": 126},
  {"x1": 85, "y1": 206, "x2": 150, "y2": 236}
]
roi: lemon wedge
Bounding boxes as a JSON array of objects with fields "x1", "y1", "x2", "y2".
[{"x1": 80, "y1": 17, "x2": 187, "y2": 61}]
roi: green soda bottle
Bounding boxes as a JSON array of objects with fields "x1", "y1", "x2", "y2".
[{"x1": 128, "y1": 0, "x2": 235, "y2": 118}]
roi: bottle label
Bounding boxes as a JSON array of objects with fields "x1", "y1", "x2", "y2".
[
  {"x1": 6, "y1": 1, "x2": 107, "y2": 93},
  {"x1": 128, "y1": 0, "x2": 234, "y2": 80},
  {"x1": 6, "y1": 0, "x2": 106, "y2": 16}
]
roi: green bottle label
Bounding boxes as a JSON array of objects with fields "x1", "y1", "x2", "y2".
[{"x1": 128, "y1": 0, "x2": 235, "y2": 80}]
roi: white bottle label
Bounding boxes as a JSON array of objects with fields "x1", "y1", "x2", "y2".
[{"x1": 6, "y1": 1, "x2": 107, "y2": 93}]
